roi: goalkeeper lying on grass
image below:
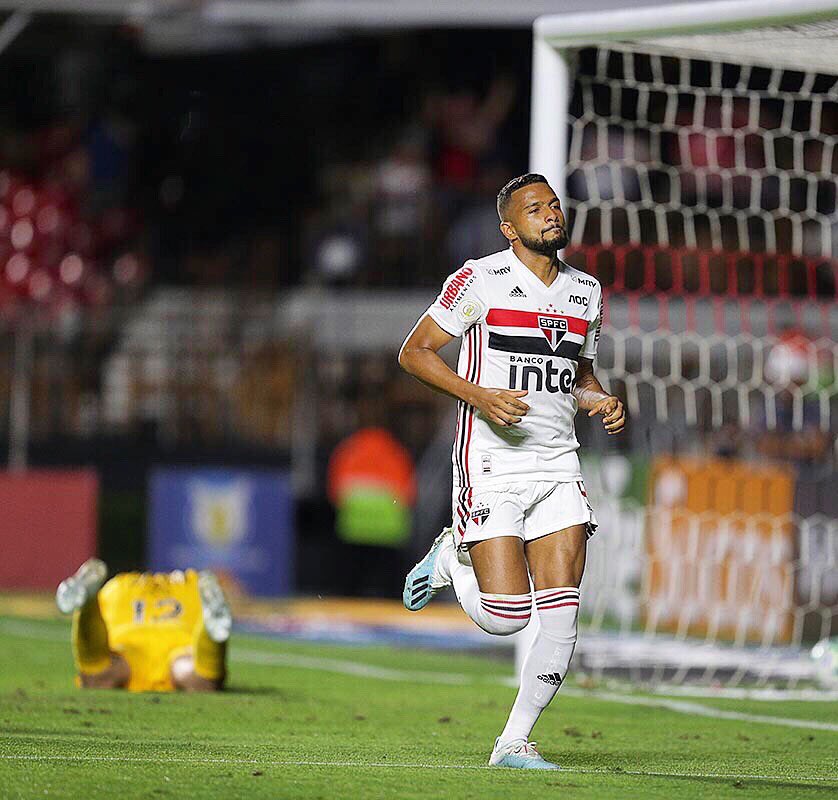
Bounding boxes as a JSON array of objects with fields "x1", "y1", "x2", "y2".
[{"x1": 56, "y1": 559, "x2": 231, "y2": 692}]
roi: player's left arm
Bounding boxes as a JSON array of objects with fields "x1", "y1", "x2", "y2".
[
  {"x1": 573, "y1": 283, "x2": 625, "y2": 435},
  {"x1": 573, "y1": 358, "x2": 626, "y2": 435}
]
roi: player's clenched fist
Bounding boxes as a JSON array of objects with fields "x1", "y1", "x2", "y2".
[
  {"x1": 471, "y1": 388, "x2": 530, "y2": 427},
  {"x1": 587, "y1": 395, "x2": 626, "y2": 435}
]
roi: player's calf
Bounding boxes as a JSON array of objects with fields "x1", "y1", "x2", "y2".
[
  {"x1": 169, "y1": 571, "x2": 231, "y2": 691},
  {"x1": 497, "y1": 586, "x2": 580, "y2": 745},
  {"x1": 57, "y1": 558, "x2": 128, "y2": 688}
]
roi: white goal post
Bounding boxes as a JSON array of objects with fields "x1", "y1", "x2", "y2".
[{"x1": 518, "y1": 0, "x2": 838, "y2": 687}]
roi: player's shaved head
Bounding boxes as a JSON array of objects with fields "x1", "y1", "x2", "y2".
[{"x1": 497, "y1": 173, "x2": 551, "y2": 221}]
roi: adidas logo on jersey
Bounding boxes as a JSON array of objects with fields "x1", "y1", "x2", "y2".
[
  {"x1": 537, "y1": 672, "x2": 563, "y2": 686},
  {"x1": 509, "y1": 286, "x2": 527, "y2": 298}
]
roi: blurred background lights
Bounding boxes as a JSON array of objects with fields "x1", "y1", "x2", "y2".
[
  {"x1": 36, "y1": 205, "x2": 62, "y2": 235},
  {"x1": 28, "y1": 268, "x2": 53, "y2": 301},
  {"x1": 11, "y1": 187, "x2": 36, "y2": 218},
  {"x1": 113, "y1": 253, "x2": 140, "y2": 286},
  {"x1": 10, "y1": 218, "x2": 33, "y2": 251},
  {"x1": 5, "y1": 252, "x2": 30, "y2": 284},
  {"x1": 59, "y1": 253, "x2": 84, "y2": 285}
]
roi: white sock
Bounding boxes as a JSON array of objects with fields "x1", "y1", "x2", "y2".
[
  {"x1": 444, "y1": 550, "x2": 531, "y2": 636},
  {"x1": 498, "y1": 586, "x2": 580, "y2": 743}
]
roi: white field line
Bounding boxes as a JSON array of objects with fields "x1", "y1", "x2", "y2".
[
  {"x1": 0, "y1": 754, "x2": 836, "y2": 784},
  {"x1": 497, "y1": 673, "x2": 838, "y2": 703},
  {"x1": 234, "y1": 648, "x2": 838, "y2": 732},
  {"x1": 5, "y1": 617, "x2": 837, "y2": 701},
  {"x1": 233, "y1": 649, "x2": 471, "y2": 685},
  {"x1": 647, "y1": 684, "x2": 838, "y2": 702},
  {"x1": 559, "y1": 689, "x2": 838, "y2": 732},
  {"x1": 2, "y1": 619, "x2": 837, "y2": 732}
]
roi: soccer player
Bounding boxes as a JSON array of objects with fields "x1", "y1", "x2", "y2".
[
  {"x1": 399, "y1": 174, "x2": 625, "y2": 769},
  {"x1": 56, "y1": 559, "x2": 231, "y2": 692}
]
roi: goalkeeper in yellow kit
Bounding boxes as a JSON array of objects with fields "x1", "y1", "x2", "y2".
[{"x1": 55, "y1": 559, "x2": 231, "y2": 692}]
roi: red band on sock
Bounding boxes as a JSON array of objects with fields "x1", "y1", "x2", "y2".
[{"x1": 536, "y1": 601, "x2": 580, "y2": 611}]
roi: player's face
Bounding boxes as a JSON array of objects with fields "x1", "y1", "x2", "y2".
[{"x1": 504, "y1": 183, "x2": 568, "y2": 255}]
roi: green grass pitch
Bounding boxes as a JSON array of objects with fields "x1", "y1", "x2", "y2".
[{"x1": 1, "y1": 615, "x2": 837, "y2": 799}]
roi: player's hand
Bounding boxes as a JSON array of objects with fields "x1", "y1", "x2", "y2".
[
  {"x1": 471, "y1": 388, "x2": 529, "y2": 427},
  {"x1": 588, "y1": 395, "x2": 626, "y2": 435}
]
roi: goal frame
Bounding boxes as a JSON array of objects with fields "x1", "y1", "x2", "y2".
[
  {"x1": 530, "y1": 0, "x2": 838, "y2": 203},
  {"x1": 518, "y1": 0, "x2": 838, "y2": 677}
]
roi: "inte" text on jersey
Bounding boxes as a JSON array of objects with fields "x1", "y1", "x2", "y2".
[{"x1": 508, "y1": 359, "x2": 574, "y2": 394}]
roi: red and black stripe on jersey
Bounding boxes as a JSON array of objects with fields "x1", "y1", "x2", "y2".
[
  {"x1": 488, "y1": 335, "x2": 584, "y2": 358},
  {"x1": 485, "y1": 309, "x2": 589, "y2": 360}
]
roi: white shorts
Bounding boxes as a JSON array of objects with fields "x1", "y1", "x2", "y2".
[{"x1": 452, "y1": 480, "x2": 598, "y2": 550}]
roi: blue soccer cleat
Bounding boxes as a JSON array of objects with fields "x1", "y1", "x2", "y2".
[
  {"x1": 488, "y1": 738, "x2": 561, "y2": 770},
  {"x1": 403, "y1": 527, "x2": 455, "y2": 611}
]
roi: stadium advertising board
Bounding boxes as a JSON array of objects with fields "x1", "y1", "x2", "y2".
[
  {"x1": 0, "y1": 470, "x2": 98, "y2": 590},
  {"x1": 149, "y1": 468, "x2": 294, "y2": 596},
  {"x1": 644, "y1": 457, "x2": 796, "y2": 644}
]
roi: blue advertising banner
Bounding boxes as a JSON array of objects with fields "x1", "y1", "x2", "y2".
[{"x1": 149, "y1": 468, "x2": 294, "y2": 596}]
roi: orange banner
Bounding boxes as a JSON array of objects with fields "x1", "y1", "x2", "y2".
[{"x1": 644, "y1": 457, "x2": 795, "y2": 644}]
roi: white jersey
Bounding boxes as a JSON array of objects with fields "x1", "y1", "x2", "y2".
[{"x1": 423, "y1": 247, "x2": 603, "y2": 488}]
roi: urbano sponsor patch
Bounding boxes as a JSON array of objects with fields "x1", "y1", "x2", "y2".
[{"x1": 439, "y1": 267, "x2": 475, "y2": 310}]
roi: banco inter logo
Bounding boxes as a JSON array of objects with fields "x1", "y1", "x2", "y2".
[{"x1": 508, "y1": 357, "x2": 574, "y2": 394}]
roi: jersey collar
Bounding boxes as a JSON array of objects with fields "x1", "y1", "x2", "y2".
[{"x1": 505, "y1": 247, "x2": 567, "y2": 293}]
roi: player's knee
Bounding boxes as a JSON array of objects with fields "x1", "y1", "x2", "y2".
[
  {"x1": 478, "y1": 592, "x2": 532, "y2": 635},
  {"x1": 79, "y1": 655, "x2": 130, "y2": 689},
  {"x1": 486, "y1": 615, "x2": 531, "y2": 636},
  {"x1": 170, "y1": 655, "x2": 224, "y2": 692}
]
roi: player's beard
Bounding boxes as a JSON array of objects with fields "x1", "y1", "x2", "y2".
[{"x1": 519, "y1": 226, "x2": 569, "y2": 256}]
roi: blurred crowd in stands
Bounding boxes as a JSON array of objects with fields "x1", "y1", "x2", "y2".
[
  {"x1": 0, "y1": 27, "x2": 530, "y2": 471},
  {"x1": 0, "y1": 22, "x2": 833, "y2": 594},
  {"x1": 304, "y1": 76, "x2": 517, "y2": 287},
  {"x1": 0, "y1": 117, "x2": 146, "y2": 324},
  {"x1": 0, "y1": 27, "x2": 532, "y2": 308},
  {"x1": 0, "y1": 23, "x2": 832, "y2": 474}
]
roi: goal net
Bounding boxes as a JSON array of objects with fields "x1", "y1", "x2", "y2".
[{"x1": 524, "y1": 0, "x2": 838, "y2": 690}]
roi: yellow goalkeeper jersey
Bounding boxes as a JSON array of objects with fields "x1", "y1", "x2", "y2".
[{"x1": 97, "y1": 569, "x2": 203, "y2": 692}]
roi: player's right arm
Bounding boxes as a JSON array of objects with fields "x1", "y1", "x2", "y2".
[{"x1": 398, "y1": 317, "x2": 529, "y2": 428}]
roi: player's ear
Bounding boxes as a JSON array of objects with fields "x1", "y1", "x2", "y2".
[{"x1": 500, "y1": 220, "x2": 517, "y2": 243}]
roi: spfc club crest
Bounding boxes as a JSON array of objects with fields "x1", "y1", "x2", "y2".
[
  {"x1": 471, "y1": 507, "x2": 490, "y2": 526},
  {"x1": 538, "y1": 316, "x2": 568, "y2": 351}
]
